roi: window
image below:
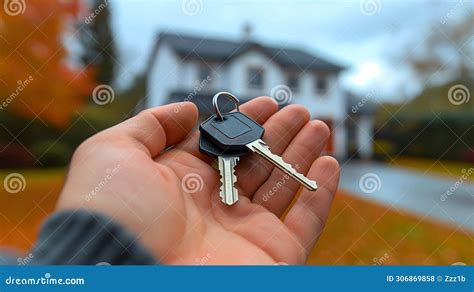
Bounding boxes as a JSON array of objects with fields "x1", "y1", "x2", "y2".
[
  {"x1": 316, "y1": 74, "x2": 328, "y2": 94},
  {"x1": 198, "y1": 65, "x2": 212, "y2": 82},
  {"x1": 247, "y1": 67, "x2": 264, "y2": 89},
  {"x1": 287, "y1": 72, "x2": 299, "y2": 92}
]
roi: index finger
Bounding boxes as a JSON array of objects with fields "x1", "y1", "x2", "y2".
[{"x1": 104, "y1": 102, "x2": 198, "y2": 157}]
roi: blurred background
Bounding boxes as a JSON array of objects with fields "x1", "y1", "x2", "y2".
[{"x1": 0, "y1": 0, "x2": 472, "y2": 265}]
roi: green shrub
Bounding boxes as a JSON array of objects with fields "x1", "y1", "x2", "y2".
[{"x1": 30, "y1": 140, "x2": 73, "y2": 167}]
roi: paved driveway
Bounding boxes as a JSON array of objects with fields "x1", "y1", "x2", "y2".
[{"x1": 339, "y1": 161, "x2": 474, "y2": 232}]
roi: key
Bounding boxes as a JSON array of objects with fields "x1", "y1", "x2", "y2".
[
  {"x1": 218, "y1": 155, "x2": 240, "y2": 205},
  {"x1": 200, "y1": 111, "x2": 318, "y2": 191},
  {"x1": 200, "y1": 134, "x2": 244, "y2": 205},
  {"x1": 246, "y1": 139, "x2": 318, "y2": 191},
  {"x1": 200, "y1": 135, "x2": 244, "y2": 206}
]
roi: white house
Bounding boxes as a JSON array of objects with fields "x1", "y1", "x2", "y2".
[{"x1": 145, "y1": 30, "x2": 353, "y2": 159}]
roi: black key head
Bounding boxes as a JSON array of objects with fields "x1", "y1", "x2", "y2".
[
  {"x1": 199, "y1": 112, "x2": 265, "y2": 152},
  {"x1": 199, "y1": 134, "x2": 247, "y2": 158}
]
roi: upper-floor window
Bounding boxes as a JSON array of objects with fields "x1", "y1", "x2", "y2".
[
  {"x1": 247, "y1": 67, "x2": 264, "y2": 90},
  {"x1": 287, "y1": 72, "x2": 300, "y2": 92},
  {"x1": 316, "y1": 74, "x2": 328, "y2": 95},
  {"x1": 198, "y1": 64, "x2": 212, "y2": 82}
]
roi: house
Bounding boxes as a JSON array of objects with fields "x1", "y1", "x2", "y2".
[{"x1": 145, "y1": 29, "x2": 349, "y2": 159}]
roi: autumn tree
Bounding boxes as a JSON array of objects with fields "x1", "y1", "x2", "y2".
[
  {"x1": 78, "y1": 0, "x2": 117, "y2": 85},
  {"x1": 0, "y1": 0, "x2": 96, "y2": 128},
  {"x1": 395, "y1": 10, "x2": 473, "y2": 88}
]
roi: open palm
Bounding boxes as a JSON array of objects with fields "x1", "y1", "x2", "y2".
[{"x1": 57, "y1": 97, "x2": 339, "y2": 265}]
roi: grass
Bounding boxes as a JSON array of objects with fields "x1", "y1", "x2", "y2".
[
  {"x1": 308, "y1": 191, "x2": 472, "y2": 265},
  {"x1": 0, "y1": 169, "x2": 65, "y2": 251},
  {"x1": 0, "y1": 169, "x2": 472, "y2": 265}
]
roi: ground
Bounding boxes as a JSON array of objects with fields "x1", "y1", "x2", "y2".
[{"x1": 0, "y1": 163, "x2": 472, "y2": 265}]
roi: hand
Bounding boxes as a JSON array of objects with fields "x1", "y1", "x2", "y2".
[{"x1": 57, "y1": 97, "x2": 340, "y2": 265}]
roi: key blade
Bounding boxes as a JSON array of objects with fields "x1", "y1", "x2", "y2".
[
  {"x1": 246, "y1": 140, "x2": 318, "y2": 191},
  {"x1": 218, "y1": 156, "x2": 239, "y2": 205}
]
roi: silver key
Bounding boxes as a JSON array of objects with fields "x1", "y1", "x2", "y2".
[
  {"x1": 218, "y1": 155, "x2": 240, "y2": 205},
  {"x1": 246, "y1": 139, "x2": 318, "y2": 191}
]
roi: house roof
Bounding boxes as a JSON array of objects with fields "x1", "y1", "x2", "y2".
[{"x1": 146, "y1": 32, "x2": 345, "y2": 74}]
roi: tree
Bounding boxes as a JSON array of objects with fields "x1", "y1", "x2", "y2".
[
  {"x1": 396, "y1": 11, "x2": 473, "y2": 88},
  {"x1": 0, "y1": 0, "x2": 96, "y2": 128},
  {"x1": 78, "y1": 0, "x2": 117, "y2": 86}
]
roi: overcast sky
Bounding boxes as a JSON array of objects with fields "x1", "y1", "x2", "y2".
[{"x1": 110, "y1": 0, "x2": 469, "y2": 101}]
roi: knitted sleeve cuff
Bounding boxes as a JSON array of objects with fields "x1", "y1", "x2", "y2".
[{"x1": 30, "y1": 210, "x2": 157, "y2": 265}]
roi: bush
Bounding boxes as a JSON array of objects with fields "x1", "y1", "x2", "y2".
[
  {"x1": 30, "y1": 140, "x2": 73, "y2": 167},
  {"x1": 375, "y1": 117, "x2": 473, "y2": 162},
  {"x1": 373, "y1": 139, "x2": 397, "y2": 161},
  {"x1": 0, "y1": 143, "x2": 36, "y2": 168}
]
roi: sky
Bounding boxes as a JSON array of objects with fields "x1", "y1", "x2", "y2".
[{"x1": 110, "y1": 0, "x2": 470, "y2": 102}]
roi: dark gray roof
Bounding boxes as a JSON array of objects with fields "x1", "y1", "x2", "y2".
[{"x1": 147, "y1": 32, "x2": 345, "y2": 73}]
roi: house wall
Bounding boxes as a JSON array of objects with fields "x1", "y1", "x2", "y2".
[
  {"x1": 226, "y1": 50, "x2": 283, "y2": 97},
  {"x1": 295, "y1": 73, "x2": 347, "y2": 159},
  {"x1": 209, "y1": 62, "x2": 228, "y2": 90},
  {"x1": 147, "y1": 43, "x2": 181, "y2": 107},
  {"x1": 178, "y1": 61, "x2": 197, "y2": 90}
]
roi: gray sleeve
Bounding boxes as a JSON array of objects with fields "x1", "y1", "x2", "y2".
[{"x1": 25, "y1": 210, "x2": 157, "y2": 265}]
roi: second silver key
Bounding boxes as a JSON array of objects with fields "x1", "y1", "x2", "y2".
[{"x1": 246, "y1": 139, "x2": 318, "y2": 191}]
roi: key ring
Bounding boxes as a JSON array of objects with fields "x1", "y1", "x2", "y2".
[{"x1": 213, "y1": 91, "x2": 240, "y2": 121}]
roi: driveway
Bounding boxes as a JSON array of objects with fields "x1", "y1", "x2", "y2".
[{"x1": 339, "y1": 161, "x2": 474, "y2": 232}]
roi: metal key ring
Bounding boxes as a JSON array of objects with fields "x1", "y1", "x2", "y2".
[{"x1": 212, "y1": 91, "x2": 240, "y2": 121}]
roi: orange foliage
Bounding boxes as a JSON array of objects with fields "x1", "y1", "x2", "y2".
[{"x1": 0, "y1": 0, "x2": 95, "y2": 128}]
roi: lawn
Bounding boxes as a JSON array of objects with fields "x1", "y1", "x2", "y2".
[
  {"x1": 308, "y1": 191, "x2": 472, "y2": 265},
  {"x1": 0, "y1": 169, "x2": 472, "y2": 265}
]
